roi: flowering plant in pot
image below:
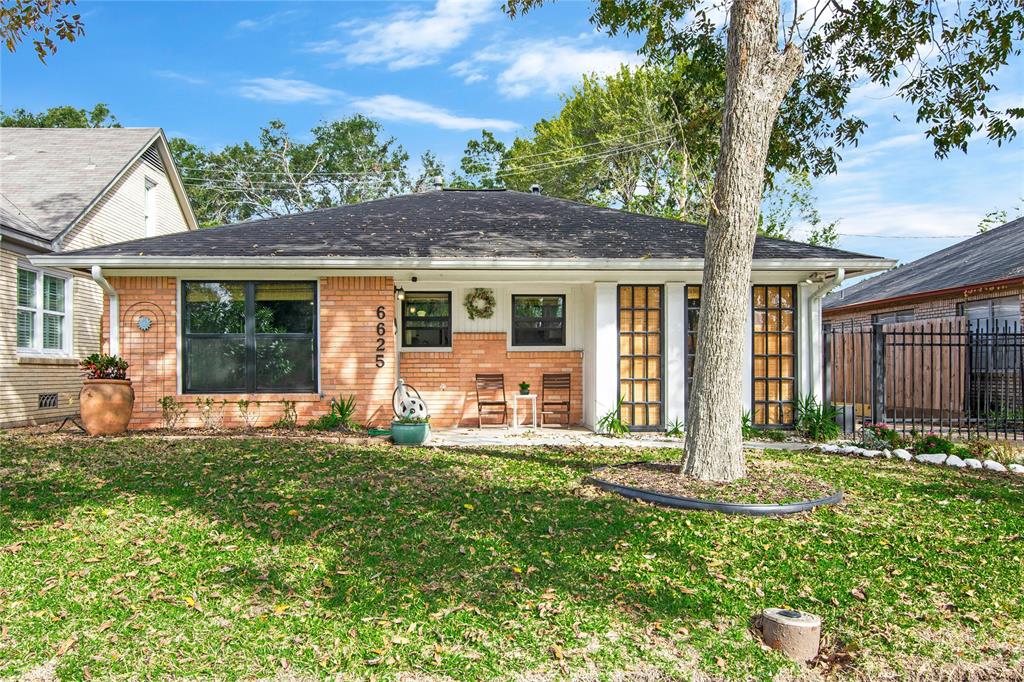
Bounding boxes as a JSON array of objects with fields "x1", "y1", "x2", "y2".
[
  {"x1": 79, "y1": 353, "x2": 134, "y2": 435},
  {"x1": 391, "y1": 414, "x2": 430, "y2": 445}
]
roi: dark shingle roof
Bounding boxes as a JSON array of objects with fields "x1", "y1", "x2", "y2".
[
  {"x1": 824, "y1": 217, "x2": 1024, "y2": 310},
  {"x1": 57, "y1": 189, "x2": 882, "y2": 262},
  {"x1": 0, "y1": 127, "x2": 162, "y2": 240}
]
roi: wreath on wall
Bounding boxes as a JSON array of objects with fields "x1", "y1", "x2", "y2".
[{"x1": 464, "y1": 288, "x2": 496, "y2": 320}]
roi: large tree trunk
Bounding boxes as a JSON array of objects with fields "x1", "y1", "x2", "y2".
[{"x1": 683, "y1": 0, "x2": 802, "y2": 481}]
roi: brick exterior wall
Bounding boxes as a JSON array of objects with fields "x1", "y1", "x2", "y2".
[
  {"x1": 400, "y1": 332, "x2": 584, "y2": 427},
  {"x1": 824, "y1": 282, "x2": 1024, "y2": 326},
  {"x1": 103, "y1": 275, "x2": 397, "y2": 429}
]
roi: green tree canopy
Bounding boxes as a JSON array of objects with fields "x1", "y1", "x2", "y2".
[
  {"x1": 0, "y1": 103, "x2": 118, "y2": 128},
  {"x1": 1, "y1": 0, "x2": 84, "y2": 62}
]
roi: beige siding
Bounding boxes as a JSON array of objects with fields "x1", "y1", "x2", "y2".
[
  {"x1": 2, "y1": 150, "x2": 191, "y2": 428},
  {"x1": 61, "y1": 154, "x2": 189, "y2": 251}
]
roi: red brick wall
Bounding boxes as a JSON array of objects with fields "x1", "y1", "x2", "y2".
[
  {"x1": 824, "y1": 284, "x2": 1024, "y2": 326},
  {"x1": 400, "y1": 332, "x2": 584, "y2": 427},
  {"x1": 104, "y1": 275, "x2": 397, "y2": 429}
]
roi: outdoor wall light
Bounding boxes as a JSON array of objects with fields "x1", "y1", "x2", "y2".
[{"x1": 395, "y1": 286, "x2": 405, "y2": 301}]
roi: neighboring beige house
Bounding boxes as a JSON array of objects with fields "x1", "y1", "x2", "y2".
[{"x1": 0, "y1": 128, "x2": 197, "y2": 427}]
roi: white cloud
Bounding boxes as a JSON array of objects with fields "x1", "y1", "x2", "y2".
[
  {"x1": 235, "y1": 10, "x2": 300, "y2": 32},
  {"x1": 309, "y1": 0, "x2": 493, "y2": 70},
  {"x1": 154, "y1": 70, "x2": 206, "y2": 85},
  {"x1": 236, "y1": 78, "x2": 343, "y2": 104},
  {"x1": 452, "y1": 38, "x2": 641, "y2": 98},
  {"x1": 350, "y1": 95, "x2": 520, "y2": 132}
]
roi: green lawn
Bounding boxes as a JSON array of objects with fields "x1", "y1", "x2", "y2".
[{"x1": 2, "y1": 435, "x2": 1023, "y2": 680}]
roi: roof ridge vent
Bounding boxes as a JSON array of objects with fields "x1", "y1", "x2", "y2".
[{"x1": 433, "y1": 175, "x2": 444, "y2": 191}]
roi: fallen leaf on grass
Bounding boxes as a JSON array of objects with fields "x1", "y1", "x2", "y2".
[
  {"x1": 851, "y1": 588, "x2": 867, "y2": 601},
  {"x1": 55, "y1": 634, "x2": 78, "y2": 656}
]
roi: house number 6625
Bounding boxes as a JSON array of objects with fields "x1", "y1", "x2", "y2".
[{"x1": 375, "y1": 305, "x2": 387, "y2": 368}]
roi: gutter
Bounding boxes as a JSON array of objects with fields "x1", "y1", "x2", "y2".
[
  {"x1": 91, "y1": 265, "x2": 119, "y2": 355},
  {"x1": 30, "y1": 254, "x2": 897, "y2": 273},
  {"x1": 812, "y1": 268, "x2": 845, "y2": 300}
]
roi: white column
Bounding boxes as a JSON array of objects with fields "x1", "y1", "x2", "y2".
[
  {"x1": 593, "y1": 282, "x2": 618, "y2": 428},
  {"x1": 664, "y1": 282, "x2": 686, "y2": 426},
  {"x1": 742, "y1": 287, "x2": 753, "y2": 414}
]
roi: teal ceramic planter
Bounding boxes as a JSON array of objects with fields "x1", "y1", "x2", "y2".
[{"x1": 391, "y1": 421, "x2": 430, "y2": 445}]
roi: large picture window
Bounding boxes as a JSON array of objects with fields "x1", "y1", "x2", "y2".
[
  {"x1": 16, "y1": 267, "x2": 69, "y2": 354},
  {"x1": 512, "y1": 295, "x2": 565, "y2": 346},
  {"x1": 182, "y1": 281, "x2": 316, "y2": 393},
  {"x1": 402, "y1": 292, "x2": 451, "y2": 348}
]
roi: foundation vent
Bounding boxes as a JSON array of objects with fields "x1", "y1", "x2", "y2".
[{"x1": 38, "y1": 393, "x2": 59, "y2": 409}]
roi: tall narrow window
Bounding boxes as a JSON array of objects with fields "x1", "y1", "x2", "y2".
[
  {"x1": 512, "y1": 295, "x2": 565, "y2": 346},
  {"x1": 685, "y1": 285, "x2": 701, "y2": 401},
  {"x1": 402, "y1": 292, "x2": 451, "y2": 348},
  {"x1": 752, "y1": 285, "x2": 797, "y2": 426},
  {"x1": 16, "y1": 267, "x2": 69, "y2": 353},
  {"x1": 182, "y1": 281, "x2": 317, "y2": 393},
  {"x1": 144, "y1": 178, "x2": 157, "y2": 237}
]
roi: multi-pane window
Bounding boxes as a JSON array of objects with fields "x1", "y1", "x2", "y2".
[
  {"x1": 618, "y1": 285, "x2": 663, "y2": 431},
  {"x1": 182, "y1": 281, "x2": 317, "y2": 393},
  {"x1": 16, "y1": 267, "x2": 68, "y2": 353},
  {"x1": 402, "y1": 292, "x2": 452, "y2": 348},
  {"x1": 751, "y1": 285, "x2": 797, "y2": 427},
  {"x1": 872, "y1": 309, "x2": 915, "y2": 325},
  {"x1": 684, "y1": 285, "x2": 701, "y2": 400},
  {"x1": 959, "y1": 296, "x2": 1021, "y2": 330},
  {"x1": 959, "y1": 296, "x2": 1021, "y2": 370},
  {"x1": 512, "y1": 295, "x2": 565, "y2": 346}
]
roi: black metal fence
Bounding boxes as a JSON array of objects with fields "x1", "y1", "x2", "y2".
[{"x1": 823, "y1": 319, "x2": 1023, "y2": 441}]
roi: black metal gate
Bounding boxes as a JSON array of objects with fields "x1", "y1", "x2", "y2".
[{"x1": 824, "y1": 319, "x2": 1023, "y2": 440}]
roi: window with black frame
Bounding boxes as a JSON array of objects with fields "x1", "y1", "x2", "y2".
[
  {"x1": 402, "y1": 292, "x2": 452, "y2": 348},
  {"x1": 512, "y1": 295, "x2": 565, "y2": 346},
  {"x1": 685, "y1": 285, "x2": 701, "y2": 401},
  {"x1": 182, "y1": 281, "x2": 316, "y2": 393}
]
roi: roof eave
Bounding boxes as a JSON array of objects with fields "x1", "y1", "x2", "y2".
[
  {"x1": 28, "y1": 254, "x2": 896, "y2": 273},
  {"x1": 823, "y1": 274, "x2": 1024, "y2": 314}
]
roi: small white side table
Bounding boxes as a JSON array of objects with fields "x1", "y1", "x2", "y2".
[{"x1": 512, "y1": 393, "x2": 538, "y2": 429}]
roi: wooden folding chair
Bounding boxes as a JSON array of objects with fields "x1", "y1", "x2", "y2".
[
  {"x1": 475, "y1": 373, "x2": 508, "y2": 427},
  {"x1": 541, "y1": 373, "x2": 571, "y2": 427}
]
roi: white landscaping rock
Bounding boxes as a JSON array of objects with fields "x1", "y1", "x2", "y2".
[
  {"x1": 882, "y1": 449, "x2": 892, "y2": 458},
  {"x1": 964, "y1": 458, "x2": 982, "y2": 469},
  {"x1": 945, "y1": 455, "x2": 966, "y2": 468},
  {"x1": 1009, "y1": 464, "x2": 1024, "y2": 475},
  {"x1": 983, "y1": 460, "x2": 1007, "y2": 472},
  {"x1": 820, "y1": 444, "x2": 840, "y2": 453},
  {"x1": 861, "y1": 450, "x2": 882, "y2": 458},
  {"x1": 893, "y1": 449, "x2": 912, "y2": 460},
  {"x1": 915, "y1": 453, "x2": 948, "y2": 465}
]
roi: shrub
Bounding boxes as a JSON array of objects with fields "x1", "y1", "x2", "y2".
[
  {"x1": 913, "y1": 432, "x2": 968, "y2": 457},
  {"x1": 741, "y1": 411, "x2": 756, "y2": 440},
  {"x1": 237, "y1": 399, "x2": 260, "y2": 429},
  {"x1": 794, "y1": 394, "x2": 840, "y2": 442},
  {"x1": 596, "y1": 396, "x2": 629, "y2": 436},
  {"x1": 274, "y1": 400, "x2": 297, "y2": 430},
  {"x1": 861, "y1": 422, "x2": 903, "y2": 449},
  {"x1": 194, "y1": 397, "x2": 227, "y2": 430},
  {"x1": 306, "y1": 394, "x2": 359, "y2": 432},
  {"x1": 80, "y1": 353, "x2": 128, "y2": 380},
  {"x1": 964, "y1": 438, "x2": 1023, "y2": 464},
  {"x1": 666, "y1": 417, "x2": 684, "y2": 438},
  {"x1": 158, "y1": 396, "x2": 186, "y2": 429}
]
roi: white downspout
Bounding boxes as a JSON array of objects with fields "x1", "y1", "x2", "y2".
[
  {"x1": 806, "y1": 268, "x2": 845, "y2": 402},
  {"x1": 91, "y1": 265, "x2": 119, "y2": 356},
  {"x1": 812, "y1": 267, "x2": 845, "y2": 301}
]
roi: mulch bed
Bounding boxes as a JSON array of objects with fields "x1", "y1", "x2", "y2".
[{"x1": 595, "y1": 456, "x2": 837, "y2": 505}]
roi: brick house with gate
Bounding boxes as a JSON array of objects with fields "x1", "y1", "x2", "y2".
[{"x1": 31, "y1": 188, "x2": 890, "y2": 431}]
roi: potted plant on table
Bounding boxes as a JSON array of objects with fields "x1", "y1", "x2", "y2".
[
  {"x1": 391, "y1": 414, "x2": 430, "y2": 445},
  {"x1": 519, "y1": 381, "x2": 531, "y2": 396},
  {"x1": 79, "y1": 353, "x2": 134, "y2": 435}
]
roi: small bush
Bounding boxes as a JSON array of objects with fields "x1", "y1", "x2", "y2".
[
  {"x1": 158, "y1": 396, "x2": 186, "y2": 429},
  {"x1": 597, "y1": 396, "x2": 629, "y2": 436},
  {"x1": 194, "y1": 397, "x2": 226, "y2": 430},
  {"x1": 741, "y1": 411, "x2": 756, "y2": 440},
  {"x1": 666, "y1": 417, "x2": 684, "y2": 438},
  {"x1": 794, "y1": 394, "x2": 840, "y2": 442},
  {"x1": 80, "y1": 353, "x2": 128, "y2": 380},
  {"x1": 912, "y1": 432, "x2": 968, "y2": 457},
  {"x1": 306, "y1": 394, "x2": 359, "y2": 432},
  {"x1": 861, "y1": 422, "x2": 904, "y2": 449},
  {"x1": 274, "y1": 400, "x2": 297, "y2": 430},
  {"x1": 237, "y1": 399, "x2": 260, "y2": 429}
]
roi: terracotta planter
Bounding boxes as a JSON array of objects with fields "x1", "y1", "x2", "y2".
[{"x1": 80, "y1": 379, "x2": 135, "y2": 435}]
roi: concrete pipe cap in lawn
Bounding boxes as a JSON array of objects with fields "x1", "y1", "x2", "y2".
[{"x1": 761, "y1": 608, "x2": 821, "y2": 663}]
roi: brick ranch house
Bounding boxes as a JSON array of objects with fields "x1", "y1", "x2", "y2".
[
  {"x1": 32, "y1": 189, "x2": 891, "y2": 431},
  {"x1": 823, "y1": 217, "x2": 1023, "y2": 327}
]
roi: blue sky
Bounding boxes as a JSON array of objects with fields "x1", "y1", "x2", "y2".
[{"x1": 3, "y1": 0, "x2": 1022, "y2": 270}]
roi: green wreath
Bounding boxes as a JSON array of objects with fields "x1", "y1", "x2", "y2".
[{"x1": 464, "y1": 287, "x2": 496, "y2": 320}]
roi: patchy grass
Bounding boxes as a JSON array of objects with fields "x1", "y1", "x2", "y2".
[{"x1": 1, "y1": 435, "x2": 1023, "y2": 681}]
